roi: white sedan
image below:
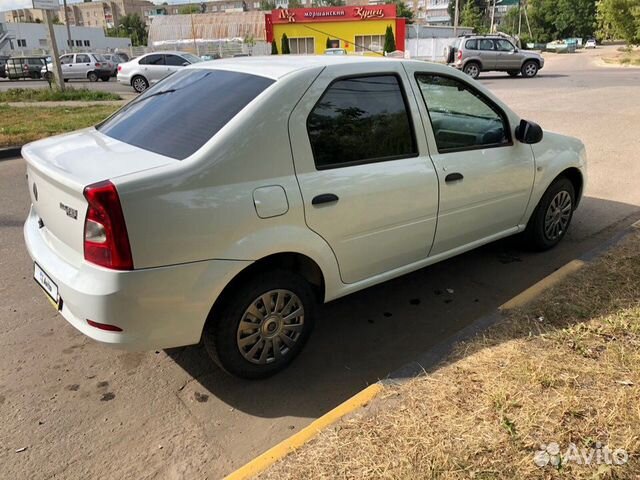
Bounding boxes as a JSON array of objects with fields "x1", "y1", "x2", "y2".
[{"x1": 23, "y1": 56, "x2": 586, "y2": 378}]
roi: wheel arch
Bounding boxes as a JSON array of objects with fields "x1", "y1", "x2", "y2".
[
  {"x1": 463, "y1": 58, "x2": 483, "y2": 70},
  {"x1": 205, "y1": 252, "x2": 326, "y2": 329},
  {"x1": 557, "y1": 167, "x2": 584, "y2": 208}
]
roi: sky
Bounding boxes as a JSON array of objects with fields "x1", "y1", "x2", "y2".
[{"x1": 1, "y1": 0, "x2": 198, "y2": 12}]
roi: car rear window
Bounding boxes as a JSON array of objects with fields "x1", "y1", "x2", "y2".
[{"x1": 97, "y1": 69, "x2": 274, "y2": 160}]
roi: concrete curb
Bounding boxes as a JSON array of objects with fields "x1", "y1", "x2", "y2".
[
  {"x1": 0, "y1": 146, "x2": 21, "y2": 160},
  {"x1": 224, "y1": 221, "x2": 640, "y2": 480}
]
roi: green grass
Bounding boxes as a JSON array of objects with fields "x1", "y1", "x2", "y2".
[
  {"x1": 0, "y1": 104, "x2": 120, "y2": 147},
  {"x1": 0, "y1": 87, "x2": 121, "y2": 103}
]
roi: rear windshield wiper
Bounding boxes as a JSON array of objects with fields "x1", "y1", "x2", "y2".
[{"x1": 135, "y1": 88, "x2": 177, "y2": 102}]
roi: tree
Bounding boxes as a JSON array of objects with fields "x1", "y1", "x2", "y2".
[
  {"x1": 597, "y1": 0, "x2": 640, "y2": 45},
  {"x1": 109, "y1": 13, "x2": 148, "y2": 46},
  {"x1": 326, "y1": 37, "x2": 331, "y2": 48},
  {"x1": 271, "y1": 39, "x2": 278, "y2": 54},
  {"x1": 288, "y1": 0, "x2": 303, "y2": 7},
  {"x1": 385, "y1": 0, "x2": 414, "y2": 24},
  {"x1": 281, "y1": 33, "x2": 291, "y2": 54},
  {"x1": 260, "y1": 0, "x2": 275, "y2": 10},
  {"x1": 527, "y1": 0, "x2": 597, "y2": 42},
  {"x1": 383, "y1": 25, "x2": 396, "y2": 53},
  {"x1": 178, "y1": 5, "x2": 200, "y2": 14},
  {"x1": 460, "y1": 0, "x2": 487, "y2": 33},
  {"x1": 449, "y1": 0, "x2": 488, "y2": 22},
  {"x1": 312, "y1": 0, "x2": 345, "y2": 6}
]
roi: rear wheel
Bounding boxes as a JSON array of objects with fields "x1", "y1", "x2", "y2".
[
  {"x1": 521, "y1": 60, "x2": 539, "y2": 78},
  {"x1": 508, "y1": 70, "x2": 520, "y2": 77},
  {"x1": 525, "y1": 177, "x2": 575, "y2": 250},
  {"x1": 203, "y1": 271, "x2": 316, "y2": 379},
  {"x1": 131, "y1": 75, "x2": 148, "y2": 93},
  {"x1": 463, "y1": 62, "x2": 481, "y2": 79},
  {"x1": 100, "y1": 75, "x2": 110, "y2": 82},
  {"x1": 87, "y1": 71, "x2": 98, "y2": 82}
]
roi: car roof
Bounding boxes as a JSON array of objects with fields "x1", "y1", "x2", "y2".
[{"x1": 187, "y1": 55, "x2": 411, "y2": 80}]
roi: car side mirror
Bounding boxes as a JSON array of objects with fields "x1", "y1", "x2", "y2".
[
  {"x1": 182, "y1": 62, "x2": 190, "y2": 66},
  {"x1": 515, "y1": 119, "x2": 543, "y2": 144}
]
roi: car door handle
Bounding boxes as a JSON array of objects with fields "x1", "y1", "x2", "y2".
[
  {"x1": 312, "y1": 193, "x2": 339, "y2": 205},
  {"x1": 445, "y1": 172, "x2": 464, "y2": 183}
]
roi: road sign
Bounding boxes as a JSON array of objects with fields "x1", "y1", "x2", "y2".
[{"x1": 33, "y1": 0, "x2": 59, "y2": 11}]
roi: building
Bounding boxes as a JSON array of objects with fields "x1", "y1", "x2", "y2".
[
  {"x1": 412, "y1": 0, "x2": 450, "y2": 25},
  {"x1": 0, "y1": 21, "x2": 131, "y2": 55},
  {"x1": 60, "y1": 0, "x2": 155, "y2": 28},
  {"x1": 492, "y1": 0, "x2": 519, "y2": 28},
  {"x1": 266, "y1": 5, "x2": 405, "y2": 55},
  {"x1": 4, "y1": 8, "x2": 47, "y2": 24}
]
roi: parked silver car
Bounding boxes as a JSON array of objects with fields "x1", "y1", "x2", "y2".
[
  {"x1": 42, "y1": 52, "x2": 113, "y2": 82},
  {"x1": 102, "y1": 53, "x2": 127, "y2": 77},
  {"x1": 117, "y1": 51, "x2": 203, "y2": 93},
  {"x1": 446, "y1": 35, "x2": 544, "y2": 79}
]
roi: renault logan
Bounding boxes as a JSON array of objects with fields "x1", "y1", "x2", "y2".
[{"x1": 23, "y1": 57, "x2": 586, "y2": 378}]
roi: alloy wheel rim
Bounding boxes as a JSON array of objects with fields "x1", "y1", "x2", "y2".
[
  {"x1": 544, "y1": 190, "x2": 572, "y2": 241},
  {"x1": 525, "y1": 64, "x2": 537, "y2": 76},
  {"x1": 237, "y1": 289, "x2": 304, "y2": 365},
  {"x1": 467, "y1": 65, "x2": 479, "y2": 77},
  {"x1": 134, "y1": 78, "x2": 146, "y2": 91}
]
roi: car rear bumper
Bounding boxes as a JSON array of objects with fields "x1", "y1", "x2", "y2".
[{"x1": 24, "y1": 206, "x2": 251, "y2": 351}]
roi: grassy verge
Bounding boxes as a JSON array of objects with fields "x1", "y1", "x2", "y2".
[
  {"x1": 263, "y1": 231, "x2": 640, "y2": 479},
  {"x1": 602, "y1": 47, "x2": 640, "y2": 66},
  {"x1": 0, "y1": 87, "x2": 121, "y2": 102},
  {"x1": 0, "y1": 104, "x2": 119, "y2": 147}
]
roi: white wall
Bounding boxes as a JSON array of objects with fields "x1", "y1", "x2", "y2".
[
  {"x1": 406, "y1": 37, "x2": 454, "y2": 62},
  {"x1": 1, "y1": 22, "x2": 131, "y2": 55}
]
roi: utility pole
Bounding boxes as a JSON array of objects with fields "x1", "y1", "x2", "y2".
[
  {"x1": 518, "y1": 0, "x2": 522, "y2": 37},
  {"x1": 453, "y1": 0, "x2": 460, "y2": 36},
  {"x1": 490, "y1": 0, "x2": 496, "y2": 33},
  {"x1": 44, "y1": 9, "x2": 65, "y2": 91},
  {"x1": 63, "y1": 0, "x2": 72, "y2": 52}
]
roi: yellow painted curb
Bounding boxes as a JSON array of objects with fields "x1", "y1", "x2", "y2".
[
  {"x1": 499, "y1": 259, "x2": 586, "y2": 310},
  {"x1": 224, "y1": 383, "x2": 384, "y2": 480}
]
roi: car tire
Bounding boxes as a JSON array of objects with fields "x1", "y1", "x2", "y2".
[
  {"x1": 463, "y1": 62, "x2": 481, "y2": 79},
  {"x1": 100, "y1": 76, "x2": 110, "y2": 82},
  {"x1": 525, "y1": 177, "x2": 575, "y2": 251},
  {"x1": 43, "y1": 72, "x2": 53, "y2": 81},
  {"x1": 131, "y1": 75, "x2": 149, "y2": 93},
  {"x1": 203, "y1": 270, "x2": 316, "y2": 379},
  {"x1": 87, "y1": 71, "x2": 98, "y2": 82},
  {"x1": 521, "y1": 60, "x2": 539, "y2": 78},
  {"x1": 508, "y1": 70, "x2": 520, "y2": 77}
]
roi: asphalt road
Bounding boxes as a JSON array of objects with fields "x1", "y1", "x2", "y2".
[{"x1": 1, "y1": 47, "x2": 639, "y2": 479}]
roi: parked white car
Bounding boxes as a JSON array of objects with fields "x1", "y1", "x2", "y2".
[
  {"x1": 23, "y1": 57, "x2": 586, "y2": 378},
  {"x1": 117, "y1": 51, "x2": 202, "y2": 92},
  {"x1": 42, "y1": 52, "x2": 113, "y2": 82},
  {"x1": 585, "y1": 38, "x2": 597, "y2": 49}
]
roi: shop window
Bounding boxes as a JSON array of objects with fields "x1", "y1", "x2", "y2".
[
  {"x1": 354, "y1": 35, "x2": 385, "y2": 53},
  {"x1": 289, "y1": 37, "x2": 315, "y2": 55}
]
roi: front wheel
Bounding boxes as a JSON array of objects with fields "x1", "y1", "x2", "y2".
[
  {"x1": 203, "y1": 271, "x2": 316, "y2": 379},
  {"x1": 525, "y1": 178, "x2": 575, "y2": 250},
  {"x1": 100, "y1": 76, "x2": 110, "y2": 82},
  {"x1": 463, "y1": 62, "x2": 481, "y2": 79},
  {"x1": 521, "y1": 60, "x2": 539, "y2": 78}
]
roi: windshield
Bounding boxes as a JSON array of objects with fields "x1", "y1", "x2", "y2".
[
  {"x1": 94, "y1": 54, "x2": 107, "y2": 62},
  {"x1": 181, "y1": 53, "x2": 203, "y2": 64},
  {"x1": 97, "y1": 69, "x2": 274, "y2": 160}
]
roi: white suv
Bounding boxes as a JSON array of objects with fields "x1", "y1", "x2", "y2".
[{"x1": 23, "y1": 57, "x2": 586, "y2": 378}]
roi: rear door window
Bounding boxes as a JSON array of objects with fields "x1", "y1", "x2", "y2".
[
  {"x1": 164, "y1": 54, "x2": 186, "y2": 66},
  {"x1": 139, "y1": 54, "x2": 164, "y2": 65},
  {"x1": 97, "y1": 69, "x2": 274, "y2": 160},
  {"x1": 75, "y1": 54, "x2": 90, "y2": 63},
  {"x1": 479, "y1": 39, "x2": 495, "y2": 51}
]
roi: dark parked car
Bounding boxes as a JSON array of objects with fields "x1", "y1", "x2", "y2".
[
  {"x1": 5, "y1": 56, "x2": 47, "y2": 80},
  {"x1": 0, "y1": 56, "x2": 10, "y2": 78}
]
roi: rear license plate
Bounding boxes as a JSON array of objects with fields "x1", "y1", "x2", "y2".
[{"x1": 34, "y1": 263, "x2": 59, "y2": 308}]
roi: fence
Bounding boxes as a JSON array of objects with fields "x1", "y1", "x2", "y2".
[{"x1": 406, "y1": 37, "x2": 454, "y2": 62}]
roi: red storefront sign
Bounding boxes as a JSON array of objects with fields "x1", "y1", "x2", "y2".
[{"x1": 269, "y1": 4, "x2": 397, "y2": 24}]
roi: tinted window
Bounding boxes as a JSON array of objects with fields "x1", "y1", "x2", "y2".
[
  {"x1": 164, "y1": 54, "x2": 186, "y2": 66},
  {"x1": 416, "y1": 74, "x2": 510, "y2": 152},
  {"x1": 479, "y1": 39, "x2": 494, "y2": 50},
  {"x1": 465, "y1": 39, "x2": 477, "y2": 50},
  {"x1": 98, "y1": 69, "x2": 274, "y2": 160},
  {"x1": 495, "y1": 39, "x2": 515, "y2": 51},
  {"x1": 139, "y1": 54, "x2": 163, "y2": 65},
  {"x1": 75, "y1": 54, "x2": 90, "y2": 63},
  {"x1": 307, "y1": 75, "x2": 417, "y2": 169}
]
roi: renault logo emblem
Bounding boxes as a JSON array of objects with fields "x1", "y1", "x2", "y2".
[{"x1": 33, "y1": 182, "x2": 38, "y2": 201}]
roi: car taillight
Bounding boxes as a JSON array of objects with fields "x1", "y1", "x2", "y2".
[
  {"x1": 118, "y1": 65, "x2": 122, "y2": 72},
  {"x1": 95, "y1": 62, "x2": 101, "y2": 67},
  {"x1": 83, "y1": 180, "x2": 133, "y2": 270},
  {"x1": 457, "y1": 49, "x2": 463, "y2": 60}
]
